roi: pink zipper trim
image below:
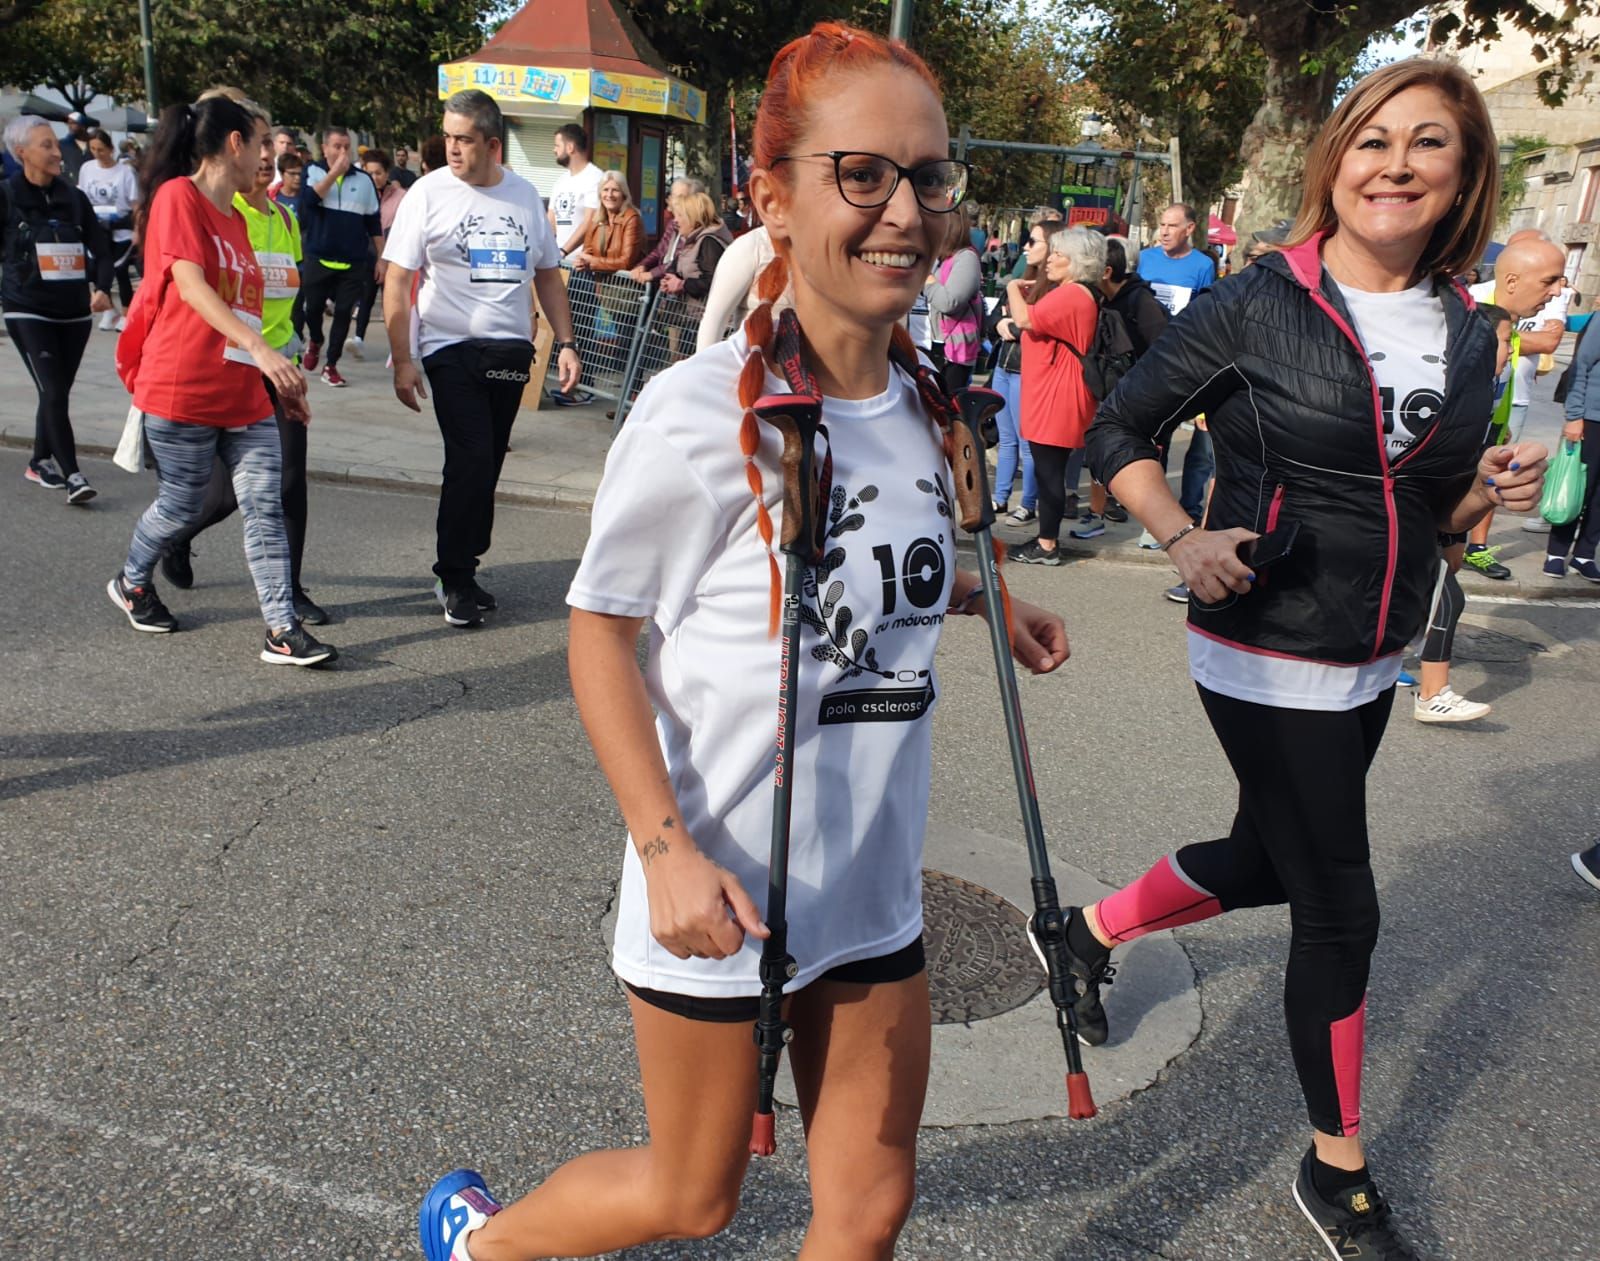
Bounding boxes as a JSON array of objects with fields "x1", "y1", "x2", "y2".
[
  {"x1": 1187, "y1": 623, "x2": 1404, "y2": 669},
  {"x1": 1265, "y1": 483, "x2": 1285, "y2": 532},
  {"x1": 1302, "y1": 286, "x2": 1399, "y2": 663}
]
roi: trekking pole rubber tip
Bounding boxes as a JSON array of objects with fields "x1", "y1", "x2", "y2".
[
  {"x1": 749, "y1": 1110, "x2": 777, "y2": 1156},
  {"x1": 1066, "y1": 1072, "x2": 1098, "y2": 1120}
]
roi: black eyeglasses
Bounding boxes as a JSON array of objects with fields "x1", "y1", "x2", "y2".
[{"x1": 771, "y1": 151, "x2": 970, "y2": 213}]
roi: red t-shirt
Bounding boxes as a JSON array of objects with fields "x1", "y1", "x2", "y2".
[
  {"x1": 133, "y1": 178, "x2": 270, "y2": 427},
  {"x1": 1019, "y1": 281, "x2": 1098, "y2": 448}
]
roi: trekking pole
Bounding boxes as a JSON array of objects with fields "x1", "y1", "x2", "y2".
[
  {"x1": 748, "y1": 391, "x2": 826, "y2": 1157},
  {"x1": 947, "y1": 385, "x2": 1097, "y2": 1120}
]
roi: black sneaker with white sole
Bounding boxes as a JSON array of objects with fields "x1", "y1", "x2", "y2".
[
  {"x1": 441, "y1": 586, "x2": 483, "y2": 627},
  {"x1": 1027, "y1": 907, "x2": 1114, "y2": 1047},
  {"x1": 1571, "y1": 842, "x2": 1600, "y2": 892},
  {"x1": 467, "y1": 578, "x2": 497, "y2": 611},
  {"x1": 260, "y1": 625, "x2": 337, "y2": 666},
  {"x1": 107, "y1": 574, "x2": 178, "y2": 632},
  {"x1": 1009, "y1": 539, "x2": 1066, "y2": 566},
  {"x1": 161, "y1": 543, "x2": 195, "y2": 589},
  {"x1": 65, "y1": 472, "x2": 97, "y2": 504},
  {"x1": 294, "y1": 588, "x2": 330, "y2": 625},
  {"x1": 1292, "y1": 1149, "x2": 1419, "y2": 1260},
  {"x1": 26, "y1": 457, "x2": 67, "y2": 489}
]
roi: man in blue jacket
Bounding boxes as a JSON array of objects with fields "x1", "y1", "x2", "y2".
[{"x1": 296, "y1": 125, "x2": 383, "y2": 387}]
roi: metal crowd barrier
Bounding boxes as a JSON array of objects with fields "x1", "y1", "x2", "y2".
[{"x1": 546, "y1": 269, "x2": 655, "y2": 405}]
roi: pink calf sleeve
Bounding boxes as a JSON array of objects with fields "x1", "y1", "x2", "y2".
[{"x1": 1096, "y1": 854, "x2": 1223, "y2": 945}]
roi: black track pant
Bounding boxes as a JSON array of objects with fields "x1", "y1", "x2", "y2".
[
  {"x1": 1549, "y1": 419, "x2": 1600, "y2": 562},
  {"x1": 168, "y1": 384, "x2": 309, "y2": 592},
  {"x1": 423, "y1": 338, "x2": 534, "y2": 590},
  {"x1": 1028, "y1": 441, "x2": 1076, "y2": 542},
  {"x1": 1421, "y1": 565, "x2": 1464, "y2": 663},
  {"x1": 1172, "y1": 687, "x2": 1392, "y2": 1136},
  {"x1": 6, "y1": 316, "x2": 91, "y2": 478},
  {"x1": 299, "y1": 259, "x2": 366, "y2": 366},
  {"x1": 112, "y1": 241, "x2": 137, "y2": 307}
]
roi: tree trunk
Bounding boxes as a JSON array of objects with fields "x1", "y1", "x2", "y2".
[{"x1": 1232, "y1": 52, "x2": 1342, "y2": 241}]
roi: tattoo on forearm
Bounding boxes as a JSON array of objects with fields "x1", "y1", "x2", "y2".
[
  {"x1": 663, "y1": 815, "x2": 676, "y2": 830},
  {"x1": 642, "y1": 836, "x2": 670, "y2": 865}
]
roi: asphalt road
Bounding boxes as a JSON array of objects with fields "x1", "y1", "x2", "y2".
[{"x1": 3, "y1": 446, "x2": 1598, "y2": 1260}]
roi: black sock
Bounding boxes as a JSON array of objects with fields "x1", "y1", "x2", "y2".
[
  {"x1": 1067, "y1": 908, "x2": 1111, "y2": 965},
  {"x1": 1312, "y1": 1152, "x2": 1371, "y2": 1201}
]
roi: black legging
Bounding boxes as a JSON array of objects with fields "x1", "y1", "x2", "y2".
[
  {"x1": 6, "y1": 316, "x2": 91, "y2": 478},
  {"x1": 1028, "y1": 440, "x2": 1075, "y2": 542},
  {"x1": 1548, "y1": 419, "x2": 1600, "y2": 562},
  {"x1": 1183, "y1": 685, "x2": 1392, "y2": 1135},
  {"x1": 1421, "y1": 564, "x2": 1463, "y2": 663},
  {"x1": 112, "y1": 240, "x2": 137, "y2": 308},
  {"x1": 168, "y1": 388, "x2": 309, "y2": 591}
]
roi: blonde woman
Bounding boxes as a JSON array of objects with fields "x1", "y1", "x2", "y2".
[
  {"x1": 574, "y1": 170, "x2": 644, "y2": 274},
  {"x1": 657, "y1": 189, "x2": 732, "y2": 357}
]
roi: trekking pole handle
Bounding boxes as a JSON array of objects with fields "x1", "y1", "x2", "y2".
[
  {"x1": 949, "y1": 387, "x2": 1004, "y2": 533},
  {"x1": 754, "y1": 393, "x2": 825, "y2": 556}
]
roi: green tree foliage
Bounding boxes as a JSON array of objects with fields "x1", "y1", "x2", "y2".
[
  {"x1": 1074, "y1": 0, "x2": 1269, "y2": 243},
  {"x1": 0, "y1": 0, "x2": 491, "y2": 143}
]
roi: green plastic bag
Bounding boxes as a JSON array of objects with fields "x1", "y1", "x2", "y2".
[{"x1": 1539, "y1": 440, "x2": 1588, "y2": 526}]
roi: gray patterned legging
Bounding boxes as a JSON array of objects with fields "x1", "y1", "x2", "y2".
[{"x1": 123, "y1": 414, "x2": 295, "y2": 629}]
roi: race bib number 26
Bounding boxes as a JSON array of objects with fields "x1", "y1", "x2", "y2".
[{"x1": 467, "y1": 233, "x2": 527, "y2": 283}]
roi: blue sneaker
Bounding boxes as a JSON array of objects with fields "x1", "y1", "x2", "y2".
[
  {"x1": 1543, "y1": 555, "x2": 1567, "y2": 578},
  {"x1": 1395, "y1": 670, "x2": 1417, "y2": 688},
  {"x1": 1572, "y1": 557, "x2": 1600, "y2": 583},
  {"x1": 1069, "y1": 512, "x2": 1107, "y2": 539},
  {"x1": 420, "y1": 1169, "x2": 502, "y2": 1261}
]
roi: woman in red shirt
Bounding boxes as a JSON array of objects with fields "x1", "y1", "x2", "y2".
[
  {"x1": 1005, "y1": 226, "x2": 1104, "y2": 565},
  {"x1": 109, "y1": 93, "x2": 332, "y2": 666}
]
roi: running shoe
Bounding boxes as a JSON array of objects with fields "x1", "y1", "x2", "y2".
[
  {"x1": 548, "y1": 388, "x2": 595, "y2": 407},
  {"x1": 1521, "y1": 516, "x2": 1551, "y2": 533},
  {"x1": 294, "y1": 588, "x2": 330, "y2": 626},
  {"x1": 25, "y1": 457, "x2": 66, "y2": 490},
  {"x1": 1164, "y1": 583, "x2": 1190, "y2": 604},
  {"x1": 1572, "y1": 557, "x2": 1600, "y2": 583},
  {"x1": 1069, "y1": 512, "x2": 1107, "y2": 540},
  {"x1": 1009, "y1": 539, "x2": 1065, "y2": 566},
  {"x1": 1413, "y1": 687, "x2": 1490, "y2": 723},
  {"x1": 1395, "y1": 670, "x2": 1417, "y2": 688},
  {"x1": 321, "y1": 364, "x2": 347, "y2": 388},
  {"x1": 114, "y1": 315, "x2": 127, "y2": 333},
  {"x1": 1543, "y1": 555, "x2": 1567, "y2": 579},
  {"x1": 1104, "y1": 499, "x2": 1129, "y2": 524},
  {"x1": 161, "y1": 543, "x2": 195, "y2": 590},
  {"x1": 1571, "y1": 842, "x2": 1600, "y2": 892},
  {"x1": 65, "y1": 473, "x2": 96, "y2": 504},
  {"x1": 260, "y1": 625, "x2": 337, "y2": 666},
  {"x1": 419, "y1": 1168, "x2": 502, "y2": 1261},
  {"x1": 99, "y1": 309, "x2": 118, "y2": 331},
  {"x1": 1027, "y1": 907, "x2": 1113, "y2": 1047},
  {"x1": 1292, "y1": 1148, "x2": 1419, "y2": 1260},
  {"x1": 1137, "y1": 529, "x2": 1162, "y2": 550},
  {"x1": 436, "y1": 578, "x2": 496, "y2": 614},
  {"x1": 442, "y1": 586, "x2": 484, "y2": 627},
  {"x1": 1462, "y1": 544, "x2": 1511, "y2": 580},
  {"x1": 302, "y1": 341, "x2": 321, "y2": 372},
  {"x1": 347, "y1": 335, "x2": 364, "y2": 360},
  {"x1": 1007, "y1": 505, "x2": 1037, "y2": 524},
  {"x1": 1063, "y1": 493, "x2": 1080, "y2": 519},
  {"x1": 107, "y1": 574, "x2": 178, "y2": 633}
]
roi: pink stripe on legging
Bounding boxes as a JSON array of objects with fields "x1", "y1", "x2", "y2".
[
  {"x1": 1097, "y1": 854, "x2": 1223, "y2": 944},
  {"x1": 1330, "y1": 997, "x2": 1367, "y2": 1135}
]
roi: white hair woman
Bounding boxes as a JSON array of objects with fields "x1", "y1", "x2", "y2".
[
  {"x1": 1003, "y1": 224, "x2": 1106, "y2": 565},
  {"x1": 2, "y1": 114, "x2": 116, "y2": 502},
  {"x1": 574, "y1": 169, "x2": 644, "y2": 274}
]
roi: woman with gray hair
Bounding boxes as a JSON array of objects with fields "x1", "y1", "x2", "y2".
[
  {"x1": 573, "y1": 169, "x2": 644, "y2": 273},
  {"x1": 2, "y1": 114, "x2": 116, "y2": 503},
  {"x1": 1003, "y1": 225, "x2": 1105, "y2": 564}
]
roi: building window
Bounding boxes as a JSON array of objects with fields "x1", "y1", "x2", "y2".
[{"x1": 1579, "y1": 165, "x2": 1600, "y2": 222}]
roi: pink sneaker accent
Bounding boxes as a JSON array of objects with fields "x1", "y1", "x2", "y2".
[
  {"x1": 1096, "y1": 854, "x2": 1223, "y2": 945},
  {"x1": 1330, "y1": 996, "x2": 1367, "y2": 1136}
]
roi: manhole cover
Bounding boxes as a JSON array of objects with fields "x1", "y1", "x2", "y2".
[
  {"x1": 1453, "y1": 626, "x2": 1546, "y2": 663},
  {"x1": 921, "y1": 869, "x2": 1044, "y2": 1025}
]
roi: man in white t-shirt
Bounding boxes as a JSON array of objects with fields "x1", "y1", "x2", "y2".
[
  {"x1": 382, "y1": 89, "x2": 581, "y2": 628},
  {"x1": 547, "y1": 123, "x2": 603, "y2": 266},
  {"x1": 1464, "y1": 233, "x2": 1567, "y2": 576}
]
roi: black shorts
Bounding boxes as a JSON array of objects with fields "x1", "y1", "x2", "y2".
[{"x1": 623, "y1": 938, "x2": 926, "y2": 1023}]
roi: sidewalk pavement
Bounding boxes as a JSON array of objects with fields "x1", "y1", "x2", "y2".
[{"x1": 0, "y1": 322, "x2": 1586, "y2": 599}]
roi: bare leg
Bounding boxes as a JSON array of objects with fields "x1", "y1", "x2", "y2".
[
  {"x1": 464, "y1": 992, "x2": 758, "y2": 1260},
  {"x1": 789, "y1": 971, "x2": 932, "y2": 1261}
]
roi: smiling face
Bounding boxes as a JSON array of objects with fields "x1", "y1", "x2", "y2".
[
  {"x1": 753, "y1": 64, "x2": 951, "y2": 332},
  {"x1": 1331, "y1": 85, "x2": 1465, "y2": 262},
  {"x1": 601, "y1": 179, "x2": 624, "y2": 213}
]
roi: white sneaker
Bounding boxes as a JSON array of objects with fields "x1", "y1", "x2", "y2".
[
  {"x1": 348, "y1": 335, "x2": 364, "y2": 360},
  {"x1": 99, "y1": 310, "x2": 118, "y2": 331},
  {"x1": 1138, "y1": 529, "x2": 1162, "y2": 549},
  {"x1": 115, "y1": 315, "x2": 127, "y2": 332},
  {"x1": 1414, "y1": 687, "x2": 1490, "y2": 724},
  {"x1": 1521, "y1": 516, "x2": 1550, "y2": 533}
]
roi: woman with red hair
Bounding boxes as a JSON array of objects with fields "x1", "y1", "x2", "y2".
[{"x1": 417, "y1": 22, "x2": 1067, "y2": 1261}]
